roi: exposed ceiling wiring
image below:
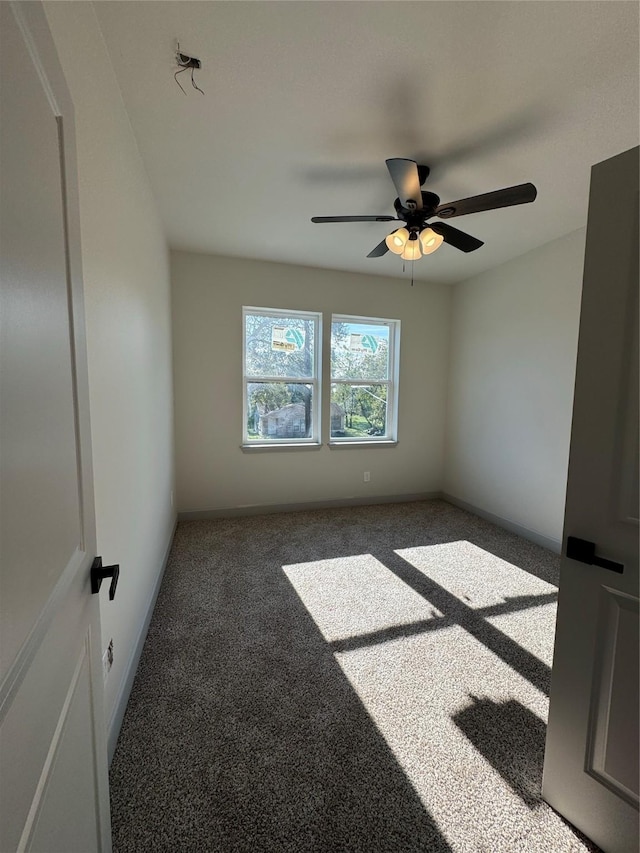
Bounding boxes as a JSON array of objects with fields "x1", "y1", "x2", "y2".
[{"x1": 175, "y1": 42, "x2": 204, "y2": 95}]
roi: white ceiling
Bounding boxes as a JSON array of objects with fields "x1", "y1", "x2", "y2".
[{"x1": 95, "y1": 1, "x2": 639, "y2": 284}]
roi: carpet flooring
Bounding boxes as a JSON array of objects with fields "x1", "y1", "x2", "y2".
[{"x1": 109, "y1": 499, "x2": 600, "y2": 852}]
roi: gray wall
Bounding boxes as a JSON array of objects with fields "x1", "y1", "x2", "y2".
[
  {"x1": 171, "y1": 251, "x2": 451, "y2": 513},
  {"x1": 443, "y1": 229, "x2": 587, "y2": 550},
  {"x1": 45, "y1": 2, "x2": 176, "y2": 752}
]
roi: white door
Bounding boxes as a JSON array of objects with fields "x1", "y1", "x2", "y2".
[
  {"x1": 0, "y1": 2, "x2": 111, "y2": 851},
  {"x1": 543, "y1": 147, "x2": 639, "y2": 852}
]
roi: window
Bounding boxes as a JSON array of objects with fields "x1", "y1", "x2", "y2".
[
  {"x1": 243, "y1": 307, "x2": 321, "y2": 445},
  {"x1": 330, "y1": 315, "x2": 400, "y2": 442},
  {"x1": 242, "y1": 308, "x2": 399, "y2": 447}
]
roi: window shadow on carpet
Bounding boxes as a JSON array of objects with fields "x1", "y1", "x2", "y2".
[
  {"x1": 329, "y1": 591, "x2": 558, "y2": 654},
  {"x1": 452, "y1": 695, "x2": 546, "y2": 808},
  {"x1": 451, "y1": 696, "x2": 603, "y2": 851},
  {"x1": 373, "y1": 549, "x2": 553, "y2": 696}
]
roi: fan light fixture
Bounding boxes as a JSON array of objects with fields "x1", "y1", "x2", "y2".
[
  {"x1": 385, "y1": 227, "x2": 409, "y2": 255},
  {"x1": 419, "y1": 228, "x2": 444, "y2": 255},
  {"x1": 385, "y1": 226, "x2": 444, "y2": 260},
  {"x1": 400, "y1": 233, "x2": 422, "y2": 261}
]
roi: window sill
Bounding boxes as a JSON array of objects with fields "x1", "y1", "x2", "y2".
[
  {"x1": 327, "y1": 440, "x2": 398, "y2": 449},
  {"x1": 241, "y1": 442, "x2": 322, "y2": 452}
]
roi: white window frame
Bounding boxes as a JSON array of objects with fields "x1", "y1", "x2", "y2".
[
  {"x1": 242, "y1": 306, "x2": 322, "y2": 447},
  {"x1": 329, "y1": 314, "x2": 400, "y2": 444}
]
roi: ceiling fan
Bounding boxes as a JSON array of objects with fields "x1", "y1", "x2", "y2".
[{"x1": 311, "y1": 158, "x2": 537, "y2": 261}]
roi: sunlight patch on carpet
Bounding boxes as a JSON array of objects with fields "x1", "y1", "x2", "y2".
[
  {"x1": 334, "y1": 626, "x2": 551, "y2": 851},
  {"x1": 283, "y1": 553, "x2": 445, "y2": 643},
  {"x1": 396, "y1": 542, "x2": 558, "y2": 667},
  {"x1": 281, "y1": 542, "x2": 570, "y2": 852}
]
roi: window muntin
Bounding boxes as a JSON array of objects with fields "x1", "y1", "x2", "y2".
[
  {"x1": 330, "y1": 316, "x2": 399, "y2": 442},
  {"x1": 243, "y1": 308, "x2": 320, "y2": 444}
]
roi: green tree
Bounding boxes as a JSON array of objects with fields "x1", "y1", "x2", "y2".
[
  {"x1": 249, "y1": 382, "x2": 290, "y2": 413},
  {"x1": 356, "y1": 385, "x2": 387, "y2": 432},
  {"x1": 331, "y1": 323, "x2": 389, "y2": 434},
  {"x1": 332, "y1": 383, "x2": 358, "y2": 428},
  {"x1": 245, "y1": 313, "x2": 316, "y2": 436}
]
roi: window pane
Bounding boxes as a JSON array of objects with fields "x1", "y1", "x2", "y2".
[
  {"x1": 245, "y1": 313, "x2": 315, "y2": 379},
  {"x1": 331, "y1": 321, "x2": 389, "y2": 381},
  {"x1": 330, "y1": 384, "x2": 387, "y2": 438},
  {"x1": 246, "y1": 382, "x2": 314, "y2": 441}
]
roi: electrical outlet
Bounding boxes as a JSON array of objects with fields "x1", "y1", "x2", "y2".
[
  {"x1": 102, "y1": 639, "x2": 114, "y2": 681},
  {"x1": 364, "y1": 471, "x2": 370, "y2": 482}
]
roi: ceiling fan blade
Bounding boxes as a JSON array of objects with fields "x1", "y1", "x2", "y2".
[
  {"x1": 367, "y1": 239, "x2": 390, "y2": 258},
  {"x1": 435, "y1": 183, "x2": 537, "y2": 219},
  {"x1": 417, "y1": 164, "x2": 430, "y2": 186},
  {"x1": 430, "y1": 222, "x2": 484, "y2": 253},
  {"x1": 385, "y1": 159, "x2": 423, "y2": 210},
  {"x1": 311, "y1": 215, "x2": 397, "y2": 223}
]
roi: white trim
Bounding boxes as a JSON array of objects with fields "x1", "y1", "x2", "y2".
[
  {"x1": 177, "y1": 493, "x2": 561, "y2": 551},
  {"x1": 586, "y1": 587, "x2": 640, "y2": 808},
  {"x1": 331, "y1": 313, "x2": 396, "y2": 329},
  {"x1": 0, "y1": 547, "x2": 87, "y2": 723},
  {"x1": 243, "y1": 305, "x2": 321, "y2": 321},
  {"x1": 242, "y1": 306, "x2": 322, "y2": 445},
  {"x1": 244, "y1": 373, "x2": 317, "y2": 383},
  {"x1": 10, "y1": 2, "x2": 60, "y2": 116},
  {"x1": 441, "y1": 493, "x2": 562, "y2": 553},
  {"x1": 178, "y1": 492, "x2": 440, "y2": 520},
  {"x1": 330, "y1": 314, "x2": 400, "y2": 443},
  {"x1": 17, "y1": 637, "x2": 91, "y2": 852},
  {"x1": 328, "y1": 440, "x2": 398, "y2": 449},
  {"x1": 241, "y1": 442, "x2": 322, "y2": 452},
  {"x1": 107, "y1": 518, "x2": 177, "y2": 764}
]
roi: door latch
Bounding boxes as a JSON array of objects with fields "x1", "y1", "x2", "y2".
[
  {"x1": 566, "y1": 536, "x2": 624, "y2": 574},
  {"x1": 91, "y1": 557, "x2": 120, "y2": 599}
]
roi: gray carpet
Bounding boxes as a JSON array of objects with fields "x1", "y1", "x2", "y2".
[{"x1": 109, "y1": 499, "x2": 600, "y2": 852}]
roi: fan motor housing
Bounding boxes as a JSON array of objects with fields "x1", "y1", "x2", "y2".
[{"x1": 394, "y1": 190, "x2": 440, "y2": 226}]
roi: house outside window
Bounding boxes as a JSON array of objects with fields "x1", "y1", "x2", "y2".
[
  {"x1": 243, "y1": 307, "x2": 321, "y2": 444},
  {"x1": 330, "y1": 315, "x2": 400, "y2": 443}
]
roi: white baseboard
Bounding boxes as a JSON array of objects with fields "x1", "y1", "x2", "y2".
[
  {"x1": 178, "y1": 494, "x2": 562, "y2": 556},
  {"x1": 107, "y1": 517, "x2": 177, "y2": 765},
  {"x1": 178, "y1": 492, "x2": 441, "y2": 521},
  {"x1": 441, "y1": 493, "x2": 562, "y2": 554}
]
